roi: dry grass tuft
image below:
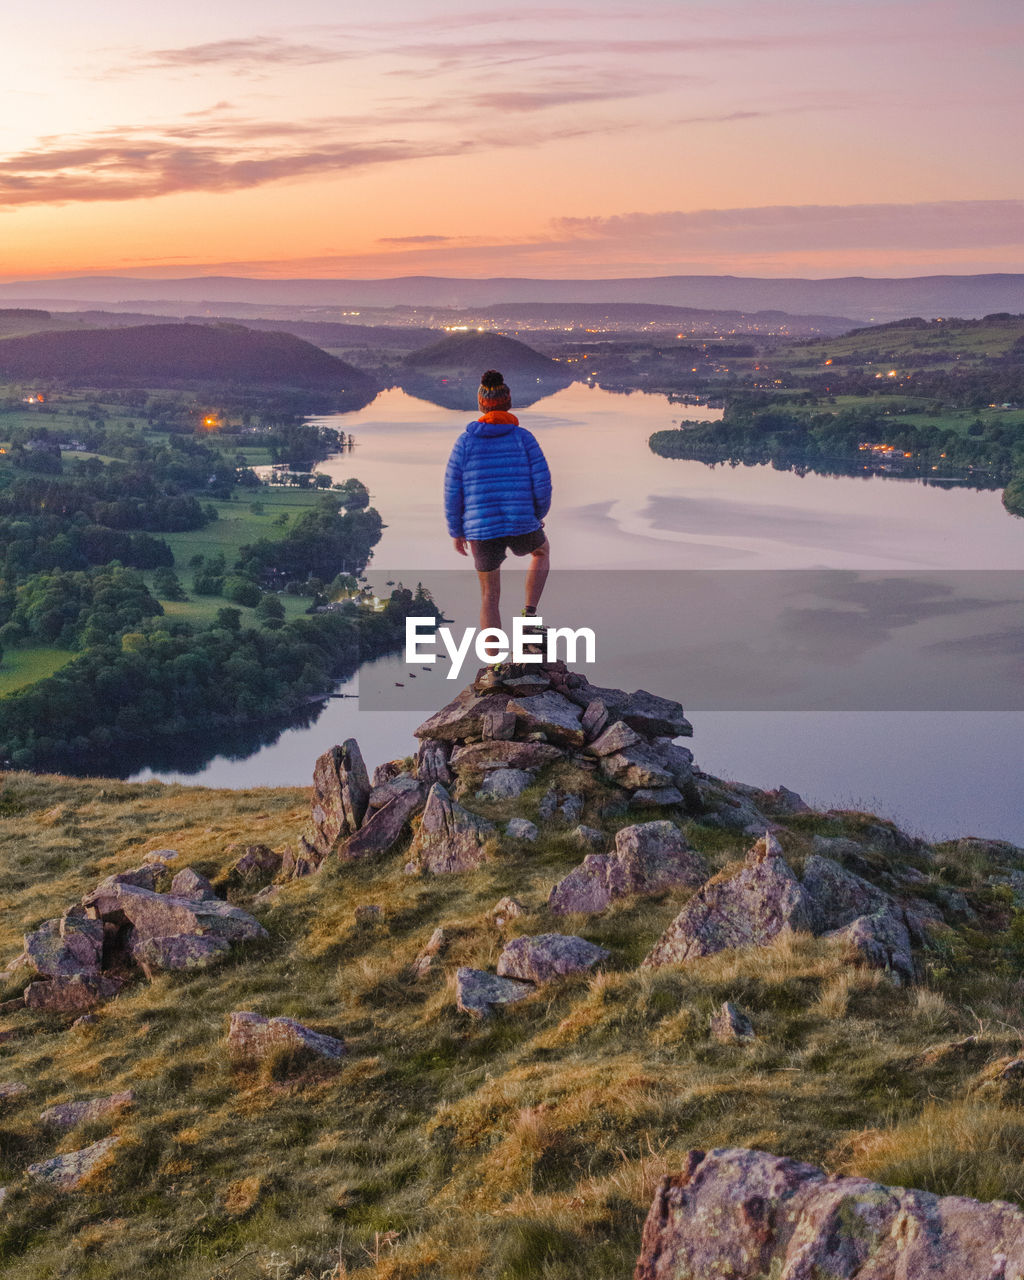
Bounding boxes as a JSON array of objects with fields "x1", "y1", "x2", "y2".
[{"x1": 840, "y1": 1101, "x2": 1024, "y2": 1204}]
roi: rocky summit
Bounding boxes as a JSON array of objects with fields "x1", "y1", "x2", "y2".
[{"x1": 0, "y1": 661, "x2": 1022, "y2": 1279}]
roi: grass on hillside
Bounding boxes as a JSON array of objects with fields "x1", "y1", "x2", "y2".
[
  {"x1": 0, "y1": 648, "x2": 77, "y2": 697},
  {"x1": 760, "y1": 394, "x2": 1024, "y2": 439},
  {"x1": 784, "y1": 317, "x2": 1024, "y2": 365},
  {"x1": 0, "y1": 766, "x2": 1023, "y2": 1278},
  {"x1": 155, "y1": 488, "x2": 325, "y2": 567}
]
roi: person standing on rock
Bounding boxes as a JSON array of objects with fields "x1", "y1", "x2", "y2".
[{"x1": 444, "y1": 369, "x2": 552, "y2": 638}]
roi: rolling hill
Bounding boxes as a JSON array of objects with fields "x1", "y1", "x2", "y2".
[
  {"x1": 0, "y1": 323, "x2": 377, "y2": 393},
  {"x1": 403, "y1": 330, "x2": 568, "y2": 378}
]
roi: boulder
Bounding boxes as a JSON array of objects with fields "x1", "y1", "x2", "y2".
[
  {"x1": 497, "y1": 934, "x2": 610, "y2": 983},
  {"x1": 695, "y1": 780, "x2": 773, "y2": 834},
  {"x1": 599, "y1": 745, "x2": 675, "y2": 791},
  {"x1": 648, "y1": 741, "x2": 696, "y2": 785},
  {"x1": 826, "y1": 905, "x2": 916, "y2": 984},
  {"x1": 40, "y1": 1090, "x2": 135, "y2": 1131},
  {"x1": 367, "y1": 772, "x2": 421, "y2": 810},
  {"x1": 410, "y1": 927, "x2": 447, "y2": 979},
  {"x1": 538, "y1": 788, "x2": 584, "y2": 823},
  {"x1": 762, "y1": 785, "x2": 812, "y2": 815},
  {"x1": 580, "y1": 698, "x2": 610, "y2": 741},
  {"x1": 559, "y1": 793, "x2": 584, "y2": 824},
  {"x1": 948, "y1": 836, "x2": 1023, "y2": 867},
  {"x1": 644, "y1": 835, "x2": 816, "y2": 967},
  {"x1": 811, "y1": 834, "x2": 867, "y2": 861},
  {"x1": 288, "y1": 846, "x2": 319, "y2": 879},
  {"x1": 27, "y1": 1136, "x2": 121, "y2": 1192},
  {"x1": 455, "y1": 967, "x2": 533, "y2": 1018},
  {"x1": 476, "y1": 768, "x2": 534, "y2": 800},
  {"x1": 84, "y1": 883, "x2": 267, "y2": 948},
  {"x1": 407, "y1": 784, "x2": 496, "y2": 874},
  {"x1": 630, "y1": 787, "x2": 685, "y2": 808},
  {"x1": 573, "y1": 825, "x2": 606, "y2": 851},
  {"x1": 550, "y1": 822, "x2": 708, "y2": 916},
  {"x1": 169, "y1": 868, "x2": 217, "y2": 901},
  {"x1": 143, "y1": 848, "x2": 179, "y2": 864},
  {"x1": 491, "y1": 897, "x2": 526, "y2": 927},
  {"x1": 499, "y1": 672, "x2": 550, "y2": 698},
  {"x1": 619, "y1": 689, "x2": 693, "y2": 738},
  {"x1": 228, "y1": 844, "x2": 283, "y2": 887},
  {"x1": 549, "y1": 854, "x2": 616, "y2": 915},
  {"x1": 340, "y1": 783, "x2": 425, "y2": 860},
  {"x1": 131, "y1": 934, "x2": 232, "y2": 971},
  {"x1": 505, "y1": 690, "x2": 585, "y2": 747},
  {"x1": 371, "y1": 759, "x2": 405, "y2": 788},
  {"x1": 801, "y1": 854, "x2": 892, "y2": 931},
  {"x1": 634, "y1": 1146, "x2": 1024, "y2": 1280},
  {"x1": 710, "y1": 1001, "x2": 755, "y2": 1043},
  {"x1": 609, "y1": 822, "x2": 710, "y2": 897},
  {"x1": 92, "y1": 864, "x2": 160, "y2": 894},
  {"x1": 308, "y1": 740, "x2": 370, "y2": 858},
  {"x1": 227, "y1": 1011, "x2": 345, "y2": 1063},
  {"x1": 24, "y1": 974, "x2": 124, "y2": 1013},
  {"x1": 19, "y1": 914, "x2": 104, "y2": 979},
  {"x1": 481, "y1": 706, "x2": 518, "y2": 739},
  {"x1": 450, "y1": 740, "x2": 562, "y2": 772},
  {"x1": 587, "y1": 720, "x2": 642, "y2": 757},
  {"x1": 0, "y1": 1082, "x2": 28, "y2": 1107},
  {"x1": 506, "y1": 818, "x2": 539, "y2": 842},
  {"x1": 416, "y1": 738, "x2": 453, "y2": 786},
  {"x1": 414, "y1": 688, "x2": 509, "y2": 742}
]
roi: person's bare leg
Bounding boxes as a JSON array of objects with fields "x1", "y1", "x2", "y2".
[
  {"x1": 524, "y1": 539, "x2": 550, "y2": 613},
  {"x1": 477, "y1": 568, "x2": 502, "y2": 645}
]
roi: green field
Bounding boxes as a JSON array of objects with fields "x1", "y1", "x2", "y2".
[
  {"x1": 743, "y1": 385, "x2": 1024, "y2": 441},
  {"x1": 0, "y1": 646, "x2": 76, "y2": 696},
  {"x1": 155, "y1": 487, "x2": 325, "y2": 566}
]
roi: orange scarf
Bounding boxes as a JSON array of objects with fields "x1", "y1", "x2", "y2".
[{"x1": 477, "y1": 410, "x2": 519, "y2": 425}]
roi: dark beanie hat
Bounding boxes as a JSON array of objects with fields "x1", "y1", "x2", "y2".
[{"x1": 478, "y1": 369, "x2": 512, "y2": 411}]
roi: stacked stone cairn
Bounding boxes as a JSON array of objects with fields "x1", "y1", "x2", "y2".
[{"x1": 301, "y1": 660, "x2": 702, "y2": 872}]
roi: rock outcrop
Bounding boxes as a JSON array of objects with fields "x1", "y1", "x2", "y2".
[
  {"x1": 710, "y1": 1001, "x2": 755, "y2": 1043},
  {"x1": 341, "y1": 780, "x2": 425, "y2": 859},
  {"x1": 40, "y1": 1090, "x2": 135, "y2": 1131},
  {"x1": 496, "y1": 933, "x2": 609, "y2": 983},
  {"x1": 406, "y1": 783, "x2": 495, "y2": 875},
  {"x1": 307, "y1": 740, "x2": 371, "y2": 860},
  {"x1": 645, "y1": 834, "x2": 814, "y2": 965},
  {"x1": 550, "y1": 821, "x2": 709, "y2": 915},
  {"x1": 645, "y1": 835, "x2": 926, "y2": 982},
  {"x1": 455, "y1": 967, "x2": 534, "y2": 1018},
  {"x1": 27, "y1": 1136, "x2": 121, "y2": 1192},
  {"x1": 1, "y1": 862, "x2": 270, "y2": 1016},
  {"x1": 634, "y1": 1146, "x2": 1024, "y2": 1280},
  {"x1": 227, "y1": 1012, "x2": 345, "y2": 1063}
]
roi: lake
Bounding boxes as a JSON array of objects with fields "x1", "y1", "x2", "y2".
[{"x1": 133, "y1": 383, "x2": 1024, "y2": 844}]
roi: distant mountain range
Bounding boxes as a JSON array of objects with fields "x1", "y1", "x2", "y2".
[{"x1": 2, "y1": 273, "x2": 1023, "y2": 322}]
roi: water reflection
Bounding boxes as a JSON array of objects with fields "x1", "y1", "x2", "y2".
[{"x1": 128, "y1": 383, "x2": 1024, "y2": 842}]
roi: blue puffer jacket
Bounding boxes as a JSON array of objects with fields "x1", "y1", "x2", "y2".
[{"x1": 444, "y1": 414, "x2": 552, "y2": 540}]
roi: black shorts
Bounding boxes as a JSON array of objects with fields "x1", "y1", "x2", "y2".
[{"x1": 470, "y1": 527, "x2": 547, "y2": 573}]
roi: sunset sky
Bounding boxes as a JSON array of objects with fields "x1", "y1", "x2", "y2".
[{"x1": 3, "y1": 0, "x2": 1022, "y2": 280}]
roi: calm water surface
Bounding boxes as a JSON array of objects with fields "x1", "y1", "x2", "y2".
[{"x1": 135, "y1": 384, "x2": 1024, "y2": 843}]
